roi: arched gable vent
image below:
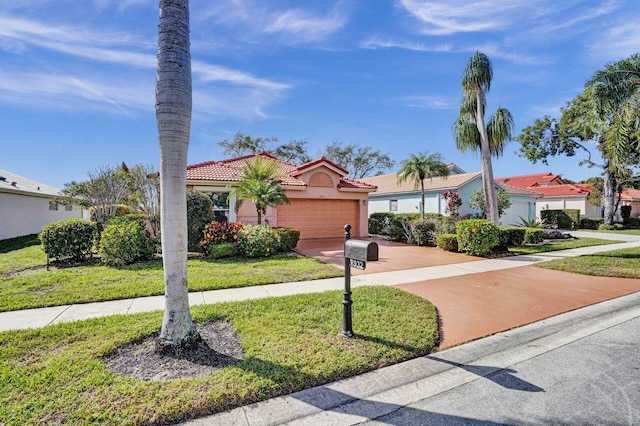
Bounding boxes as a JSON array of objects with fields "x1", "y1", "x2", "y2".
[{"x1": 309, "y1": 172, "x2": 333, "y2": 188}]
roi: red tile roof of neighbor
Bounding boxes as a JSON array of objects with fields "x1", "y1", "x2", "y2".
[
  {"x1": 620, "y1": 188, "x2": 640, "y2": 200},
  {"x1": 530, "y1": 184, "x2": 592, "y2": 196},
  {"x1": 186, "y1": 152, "x2": 376, "y2": 190},
  {"x1": 495, "y1": 172, "x2": 564, "y2": 188}
]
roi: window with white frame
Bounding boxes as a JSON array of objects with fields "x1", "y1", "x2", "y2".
[
  {"x1": 48, "y1": 201, "x2": 58, "y2": 211},
  {"x1": 389, "y1": 199, "x2": 398, "y2": 212},
  {"x1": 65, "y1": 204, "x2": 73, "y2": 211}
]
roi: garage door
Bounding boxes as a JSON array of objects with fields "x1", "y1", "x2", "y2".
[
  {"x1": 277, "y1": 199, "x2": 359, "y2": 239},
  {"x1": 501, "y1": 202, "x2": 530, "y2": 227}
]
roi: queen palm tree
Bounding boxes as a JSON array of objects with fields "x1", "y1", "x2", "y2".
[
  {"x1": 156, "y1": 0, "x2": 199, "y2": 352},
  {"x1": 453, "y1": 52, "x2": 514, "y2": 224},
  {"x1": 231, "y1": 155, "x2": 290, "y2": 225},
  {"x1": 396, "y1": 152, "x2": 449, "y2": 219}
]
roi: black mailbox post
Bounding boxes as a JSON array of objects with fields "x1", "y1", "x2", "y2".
[{"x1": 342, "y1": 224, "x2": 379, "y2": 338}]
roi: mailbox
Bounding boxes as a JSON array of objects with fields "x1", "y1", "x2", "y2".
[{"x1": 344, "y1": 240, "x2": 379, "y2": 262}]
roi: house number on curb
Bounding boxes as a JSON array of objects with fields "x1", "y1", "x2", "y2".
[{"x1": 342, "y1": 224, "x2": 379, "y2": 338}]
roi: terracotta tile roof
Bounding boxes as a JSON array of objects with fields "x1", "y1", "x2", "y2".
[
  {"x1": 498, "y1": 183, "x2": 542, "y2": 196},
  {"x1": 532, "y1": 184, "x2": 592, "y2": 196},
  {"x1": 362, "y1": 172, "x2": 481, "y2": 195},
  {"x1": 496, "y1": 172, "x2": 563, "y2": 188},
  {"x1": 620, "y1": 188, "x2": 640, "y2": 200},
  {"x1": 186, "y1": 152, "x2": 375, "y2": 190}
]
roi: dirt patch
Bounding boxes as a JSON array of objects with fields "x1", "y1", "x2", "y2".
[{"x1": 105, "y1": 320, "x2": 244, "y2": 381}]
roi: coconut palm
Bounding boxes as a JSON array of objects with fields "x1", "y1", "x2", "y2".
[
  {"x1": 396, "y1": 152, "x2": 449, "y2": 219},
  {"x1": 231, "y1": 155, "x2": 290, "y2": 225},
  {"x1": 155, "y1": 0, "x2": 199, "y2": 352},
  {"x1": 453, "y1": 52, "x2": 515, "y2": 224}
]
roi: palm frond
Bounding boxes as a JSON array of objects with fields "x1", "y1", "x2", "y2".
[{"x1": 487, "y1": 107, "x2": 515, "y2": 157}]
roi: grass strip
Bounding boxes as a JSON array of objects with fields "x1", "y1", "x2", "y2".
[
  {"x1": 537, "y1": 246, "x2": 640, "y2": 279},
  {"x1": 0, "y1": 253, "x2": 342, "y2": 312},
  {"x1": 506, "y1": 237, "x2": 619, "y2": 256},
  {"x1": 0, "y1": 286, "x2": 438, "y2": 425}
]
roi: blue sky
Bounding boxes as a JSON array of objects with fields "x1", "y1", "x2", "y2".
[{"x1": 1, "y1": 0, "x2": 639, "y2": 189}]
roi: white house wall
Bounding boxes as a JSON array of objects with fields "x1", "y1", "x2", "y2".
[
  {"x1": 500, "y1": 195, "x2": 536, "y2": 227},
  {"x1": 0, "y1": 192, "x2": 83, "y2": 240}
]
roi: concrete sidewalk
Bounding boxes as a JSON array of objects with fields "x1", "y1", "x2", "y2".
[{"x1": 1, "y1": 234, "x2": 640, "y2": 333}]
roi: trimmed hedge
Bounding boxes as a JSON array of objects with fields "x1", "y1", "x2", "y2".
[
  {"x1": 523, "y1": 228, "x2": 544, "y2": 244},
  {"x1": 237, "y1": 225, "x2": 281, "y2": 258},
  {"x1": 39, "y1": 218, "x2": 97, "y2": 262},
  {"x1": 436, "y1": 234, "x2": 458, "y2": 252},
  {"x1": 499, "y1": 227, "x2": 525, "y2": 247},
  {"x1": 579, "y1": 217, "x2": 603, "y2": 230},
  {"x1": 275, "y1": 227, "x2": 301, "y2": 252},
  {"x1": 200, "y1": 222, "x2": 244, "y2": 255},
  {"x1": 99, "y1": 217, "x2": 157, "y2": 266},
  {"x1": 187, "y1": 191, "x2": 214, "y2": 251},
  {"x1": 412, "y1": 220, "x2": 436, "y2": 246},
  {"x1": 456, "y1": 219, "x2": 500, "y2": 256},
  {"x1": 369, "y1": 212, "x2": 395, "y2": 235},
  {"x1": 206, "y1": 242, "x2": 239, "y2": 259},
  {"x1": 599, "y1": 223, "x2": 624, "y2": 231},
  {"x1": 623, "y1": 217, "x2": 640, "y2": 229},
  {"x1": 541, "y1": 209, "x2": 580, "y2": 229}
]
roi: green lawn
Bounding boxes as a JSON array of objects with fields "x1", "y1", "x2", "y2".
[
  {"x1": 506, "y1": 237, "x2": 620, "y2": 256},
  {"x1": 574, "y1": 228, "x2": 640, "y2": 236},
  {"x1": 0, "y1": 244, "x2": 342, "y2": 312},
  {"x1": 537, "y1": 246, "x2": 640, "y2": 278},
  {"x1": 0, "y1": 286, "x2": 439, "y2": 425},
  {"x1": 0, "y1": 234, "x2": 45, "y2": 275}
]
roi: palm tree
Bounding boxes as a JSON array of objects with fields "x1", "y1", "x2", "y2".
[
  {"x1": 396, "y1": 152, "x2": 449, "y2": 219},
  {"x1": 453, "y1": 52, "x2": 514, "y2": 224},
  {"x1": 231, "y1": 155, "x2": 290, "y2": 225},
  {"x1": 155, "y1": 0, "x2": 199, "y2": 352}
]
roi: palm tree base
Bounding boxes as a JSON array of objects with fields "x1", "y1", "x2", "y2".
[{"x1": 155, "y1": 328, "x2": 202, "y2": 356}]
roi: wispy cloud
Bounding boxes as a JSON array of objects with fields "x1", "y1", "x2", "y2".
[
  {"x1": 588, "y1": 18, "x2": 640, "y2": 60},
  {"x1": 361, "y1": 36, "x2": 452, "y2": 52},
  {"x1": 197, "y1": 0, "x2": 348, "y2": 45},
  {"x1": 401, "y1": 95, "x2": 457, "y2": 110}
]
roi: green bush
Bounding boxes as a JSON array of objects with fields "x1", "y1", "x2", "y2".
[
  {"x1": 434, "y1": 215, "x2": 458, "y2": 236},
  {"x1": 579, "y1": 217, "x2": 603, "y2": 230},
  {"x1": 275, "y1": 227, "x2": 301, "y2": 252},
  {"x1": 39, "y1": 219, "x2": 97, "y2": 262},
  {"x1": 499, "y1": 227, "x2": 526, "y2": 247},
  {"x1": 200, "y1": 221, "x2": 244, "y2": 255},
  {"x1": 621, "y1": 205, "x2": 632, "y2": 220},
  {"x1": 206, "y1": 242, "x2": 239, "y2": 259},
  {"x1": 99, "y1": 218, "x2": 157, "y2": 266},
  {"x1": 369, "y1": 213, "x2": 395, "y2": 236},
  {"x1": 187, "y1": 191, "x2": 215, "y2": 251},
  {"x1": 623, "y1": 217, "x2": 640, "y2": 229},
  {"x1": 389, "y1": 214, "x2": 420, "y2": 243},
  {"x1": 237, "y1": 225, "x2": 281, "y2": 258},
  {"x1": 523, "y1": 228, "x2": 544, "y2": 244},
  {"x1": 599, "y1": 223, "x2": 624, "y2": 231},
  {"x1": 368, "y1": 217, "x2": 381, "y2": 235},
  {"x1": 540, "y1": 209, "x2": 580, "y2": 229},
  {"x1": 456, "y1": 219, "x2": 500, "y2": 256},
  {"x1": 436, "y1": 234, "x2": 458, "y2": 252},
  {"x1": 412, "y1": 220, "x2": 436, "y2": 246}
]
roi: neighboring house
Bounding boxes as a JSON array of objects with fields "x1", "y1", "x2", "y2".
[
  {"x1": 361, "y1": 164, "x2": 538, "y2": 226},
  {"x1": 185, "y1": 152, "x2": 377, "y2": 239},
  {"x1": 496, "y1": 173, "x2": 602, "y2": 220},
  {"x1": 0, "y1": 169, "x2": 84, "y2": 240},
  {"x1": 619, "y1": 188, "x2": 640, "y2": 219}
]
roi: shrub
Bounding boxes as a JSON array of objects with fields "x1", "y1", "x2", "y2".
[
  {"x1": 275, "y1": 227, "x2": 301, "y2": 252},
  {"x1": 187, "y1": 191, "x2": 214, "y2": 251},
  {"x1": 206, "y1": 242, "x2": 239, "y2": 259},
  {"x1": 369, "y1": 213, "x2": 395, "y2": 236},
  {"x1": 434, "y1": 215, "x2": 458, "y2": 236},
  {"x1": 368, "y1": 217, "x2": 381, "y2": 235},
  {"x1": 499, "y1": 227, "x2": 526, "y2": 247},
  {"x1": 580, "y1": 217, "x2": 603, "y2": 230},
  {"x1": 436, "y1": 234, "x2": 458, "y2": 252},
  {"x1": 540, "y1": 209, "x2": 580, "y2": 229},
  {"x1": 412, "y1": 220, "x2": 436, "y2": 246},
  {"x1": 99, "y1": 217, "x2": 157, "y2": 266},
  {"x1": 599, "y1": 223, "x2": 624, "y2": 231},
  {"x1": 389, "y1": 214, "x2": 420, "y2": 243},
  {"x1": 200, "y1": 221, "x2": 244, "y2": 255},
  {"x1": 523, "y1": 228, "x2": 544, "y2": 244},
  {"x1": 237, "y1": 225, "x2": 281, "y2": 258},
  {"x1": 39, "y1": 219, "x2": 97, "y2": 262},
  {"x1": 621, "y1": 205, "x2": 632, "y2": 220},
  {"x1": 456, "y1": 219, "x2": 500, "y2": 256},
  {"x1": 89, "y1": 204, "x2": 136, "y2": 225},
  {"x1": 623, "y1": 217, "x2": 640, "y2": 229}
]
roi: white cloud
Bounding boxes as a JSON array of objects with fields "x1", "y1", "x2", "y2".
[
  {"x1": 264, "y1": 7, "x2": 347, "y2": 43},
  {"x1": 402, "y1": 94, "x2": 457, "y2": 110},
  {"x1": 588, "y1": 18, "x2": 640, "y2": 60},
  {"x1": 361, "y1": 37, "x2": 452, "y2": 52}
]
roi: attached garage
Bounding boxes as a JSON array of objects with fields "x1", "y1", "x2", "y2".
[{"x1": 277, "y1": 199, "x2": 359, "y2": 239}]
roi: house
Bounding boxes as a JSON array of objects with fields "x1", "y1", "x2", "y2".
[
  {"x1": 496, "y1": 173, "x2": 602, "y2": 219},
  {"x1": 619, "y1": 188, "x2": 640, "y2": 219},
  {"x1": 0, "y1": 169, "x2": 84, "y2": 240},
  {"x1": 185, "y1": 152, "x2": 377, "y2": 239},
  {"x1": 361, "y1": 165, "x2": 538, "y2": 226}
]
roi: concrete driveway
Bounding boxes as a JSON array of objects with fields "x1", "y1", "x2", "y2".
[{"x1": 295, "y1": 238, "x2": 478, "y2": 274}]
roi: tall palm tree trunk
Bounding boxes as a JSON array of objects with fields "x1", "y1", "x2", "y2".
[
  {"x1": 420, "y1": 179, "x2": 425, "y2": 219},
  {"x1": 475, "y1": 88, "x2": 499, "y2": 224},
  {"x1": 156, "y1": 0, "x2": 198, "y2": 351},
  {"x1": 602, "y1": 161, "x2": 616, "y2": 225}
]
